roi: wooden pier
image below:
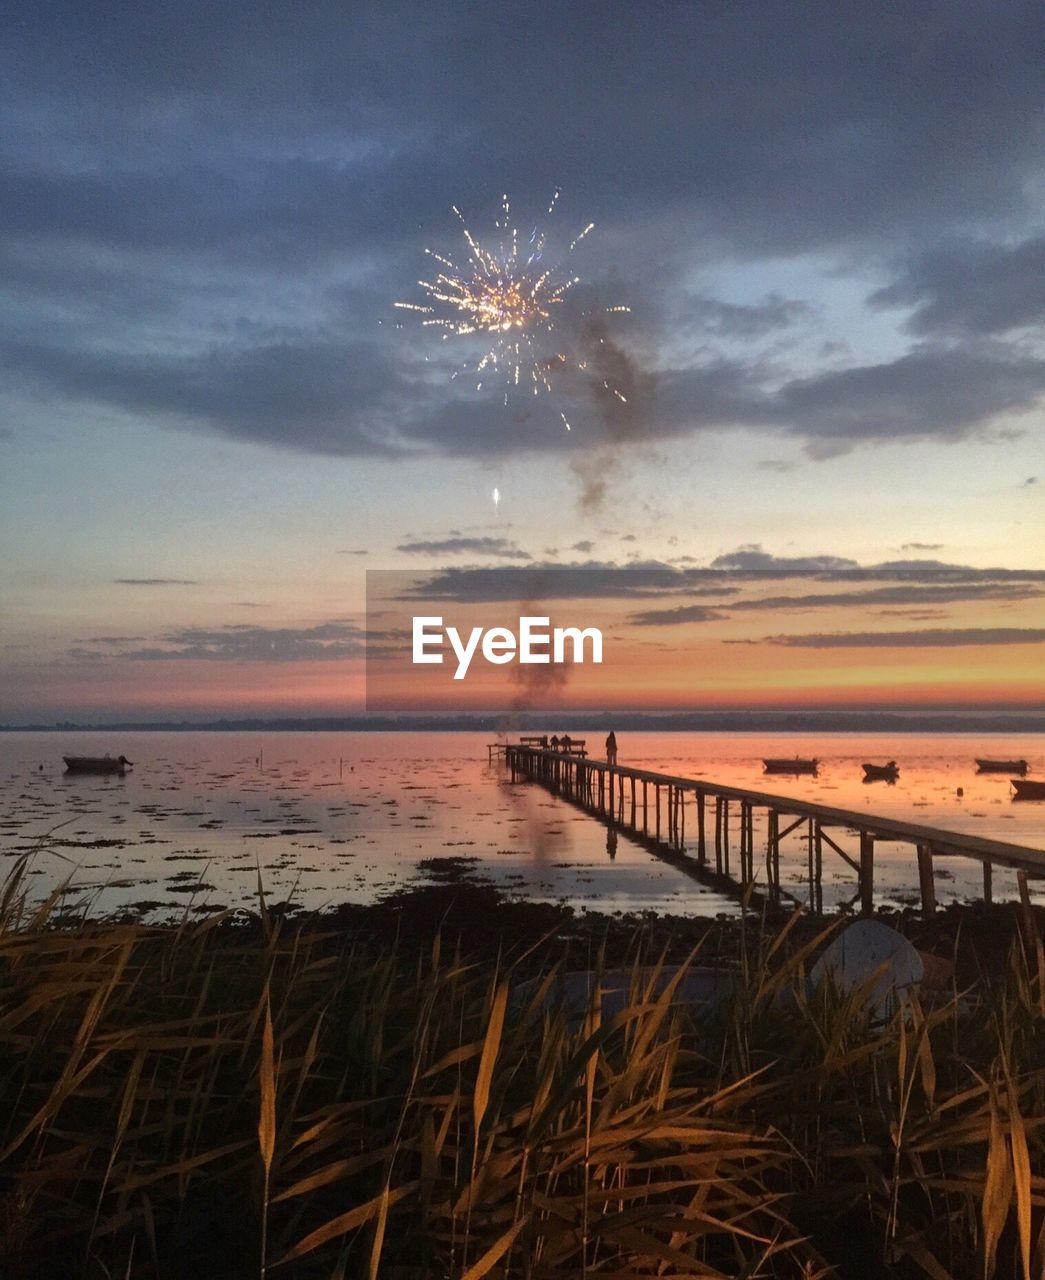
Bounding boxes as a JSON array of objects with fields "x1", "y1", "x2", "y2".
[{"x1": 504, "y1": 745, "x2": 1045, "y2": 916}]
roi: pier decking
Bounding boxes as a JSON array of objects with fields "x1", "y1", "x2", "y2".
[{"x1": 504, "y1": 744, "x2": 1045, "y2": 916}]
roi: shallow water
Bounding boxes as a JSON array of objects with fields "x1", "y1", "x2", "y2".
[{"x1": 1, "y1": 730, "x2": 1042, "y2": 920}]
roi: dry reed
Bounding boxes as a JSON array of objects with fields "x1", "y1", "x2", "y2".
[{"x1": 0, "y1": 857, "x2": 1041, "y2": 1278}]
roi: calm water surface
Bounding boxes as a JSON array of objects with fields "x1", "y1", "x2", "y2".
[{"x1": 1, "y1": 731, "x2": 1042, "y2": 919}]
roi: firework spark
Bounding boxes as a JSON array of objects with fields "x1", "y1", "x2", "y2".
[{"x1": 395, "y1": 192, "x2": 629, "y2": 430}]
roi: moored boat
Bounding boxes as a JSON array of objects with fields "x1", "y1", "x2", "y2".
[
  {"x1": 976, "y1": 758, "x2": 1029, "y2": 774},
  {"x1": 863, "y1": 761, "x2": 899, "y2": 782},
  {"x1": 63, "y1": 755, "x2": 132, "y2": 775},
  {"x1": 763, "y1": 757, "x2": 818, "y2": 775},
  {"x1": 1011, "y1": 778, "x2": 1045, "y2": 800}
]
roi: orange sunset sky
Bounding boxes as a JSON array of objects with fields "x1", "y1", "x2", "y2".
[{"x1": 2, "y1": 7, "x2": 1043, "y2": 723}]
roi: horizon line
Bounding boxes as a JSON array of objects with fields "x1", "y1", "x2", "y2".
[{"x1": 5, "y1": 709, "x2": 1045, "y2": 733}]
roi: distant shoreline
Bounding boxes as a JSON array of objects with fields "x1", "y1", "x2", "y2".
[{"x1": 4, "y1": 712, "x2": 1045, "y2": 733}]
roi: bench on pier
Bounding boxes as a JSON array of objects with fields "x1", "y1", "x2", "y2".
[{"x1": 510, "y1": 739, "x2": 588, "y2": 758}]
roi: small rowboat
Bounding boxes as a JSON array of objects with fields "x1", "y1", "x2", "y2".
[
  {"x1": 1011, "y1": 778, "x2": 1045, "y2": 800},
  {"x1": 976, "y1": 758, "x2": 1029, "y2": 774},
  {"x1": 763, "y1": 758, "x2": 818, "y2": 775},
  {"x1": 63, "y1": 755, "x2": 132, "y2": 775},
  {"x1": 863, "y1": 761, "x2": 899, "y2": 782}
]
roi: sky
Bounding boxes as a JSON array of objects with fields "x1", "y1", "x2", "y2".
[{"x1": 1, "y1": 1, "x2": 1043, "y2": 721}]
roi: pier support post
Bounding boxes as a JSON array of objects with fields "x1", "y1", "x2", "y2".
[
  {"x1": 767, "y1": 810, "x2": 779, "y2": 901},
  {"x1": 739, "y1": 802, "x2": 752, "y2": 884},
  {"x1": 721, "y1": 798, "x2": 729, "y2": 875},
  {"x1": 696, "y1": 792, "x2": 706, "y2": 866},
  {"x1": 859, "y1": 832, "x2": 875, "y2": 915},
  {"x1": 982, "y1": 860, "x2": 993, "y2": 905},
  {"x1": 714, "y1": 797, "x2": 723, "y2": 874},
  {"x1": 916, "y1": 844, "x2": 936, "y2": 916}
]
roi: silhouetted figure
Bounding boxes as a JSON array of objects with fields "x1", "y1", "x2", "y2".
[
  {"x1": 540, "y1": 735, "x2": 549, "y2": 748},
  {"x1": 605, "y1": 731, "x2": 618, "y2": 767},
  {"x1": 606, "y1": 826, "x2": 618, "y2": 860},
  {"x1": 550, "y1": 735, "x2": 560, "y2": 750},
  {"x1": 561, "y1": 733, "x2": 572, "y2": 752}
]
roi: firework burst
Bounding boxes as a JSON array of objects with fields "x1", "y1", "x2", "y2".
[{"x1": 395, "y1": 192, "x2": 629, "y2": 431}]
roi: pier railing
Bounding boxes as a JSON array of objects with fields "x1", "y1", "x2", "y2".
[{"x1": 504, "y1": 745, "x2": 1045, "y2": 916}]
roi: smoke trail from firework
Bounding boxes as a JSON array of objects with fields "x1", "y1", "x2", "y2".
[{"x1": 571, "y1": 314, "x2": 658, "y2": 514}]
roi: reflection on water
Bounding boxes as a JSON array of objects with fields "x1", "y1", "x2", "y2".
[{"x1": 0, "y1": 730, "x2": 1042, "y2": 920}]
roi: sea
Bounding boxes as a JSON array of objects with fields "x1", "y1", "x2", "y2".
[{"x1": 1, "y1": 730, "x2": 1043, "y2": 921}]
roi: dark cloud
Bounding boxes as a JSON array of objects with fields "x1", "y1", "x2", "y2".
[
  {"x1": 6, "y1": 2, "x2": 1042, "y2": 253},
  {"x1": 757, "y1": 348, "x2": 1045, "y2": 456},
  {"x1": 726, "y1": 582, "x2": 1043, "y2": 612},
  {"x1": 874, "y1": 610, "x2": 948, "y2": 620},
  {"x1": 598, "y1": 347, "x2": 1045, "y2": 459},
  {"x1": 1, "y1": 2, "x2": 1042, "y2": 464},
  {"x1": 79, "y1": 635, "x2": 148, "y2": 644},
  {"x1": 104, "y1": 621, "x2": 377, "y2": 662},
  {"x1": 398, "y1": 562, "x2": 737, "y2": 603},
  {"x1": 630, "y1": 581, "x2": 1042, "y2": 624},
  {"x1": 899, "y1": 542, "x2": 944, "y2": 552},
  {"x1": 710, "y1": 549, "x2": 1045, "y2": 584},
  {"x1": 386, "y1": 555, "x2": 1045, "y2": 606},
  {"x1": 395, "y1": 536, "x2": 531, "y2": 560},
  {"x1": 114, "y1": 577, "x2": 199, "y2": 586},
  {"x1": 11, "y1": 327, "x2": 1041, "y2": 462},
  {"x1": 870, "y1": 236, "x2": 1045, "y2": 335},
  {"x1": 5, "y1": 336, "x2": 416, "y2": 458},
  {"x1": 754, "y1": 628, "x2": 1045, "y2": 649},
  {"x1": 710, "y1": 547, "x2": 858, "y2": 572},
  {"x1": 629, "y1": 604, "x2": 729, "y2": 627},
  {"x1": 825, "y1": 562, "x2": 1045, "y2": 583}
]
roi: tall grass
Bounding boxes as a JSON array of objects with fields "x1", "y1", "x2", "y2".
[{"x1": 0, "y1": 858, "x2": 1041, "y2": 1278}]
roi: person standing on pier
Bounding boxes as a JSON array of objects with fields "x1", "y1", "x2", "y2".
[{"x1": 606, "y1": 731, "x2": 618, "y2": 767}]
